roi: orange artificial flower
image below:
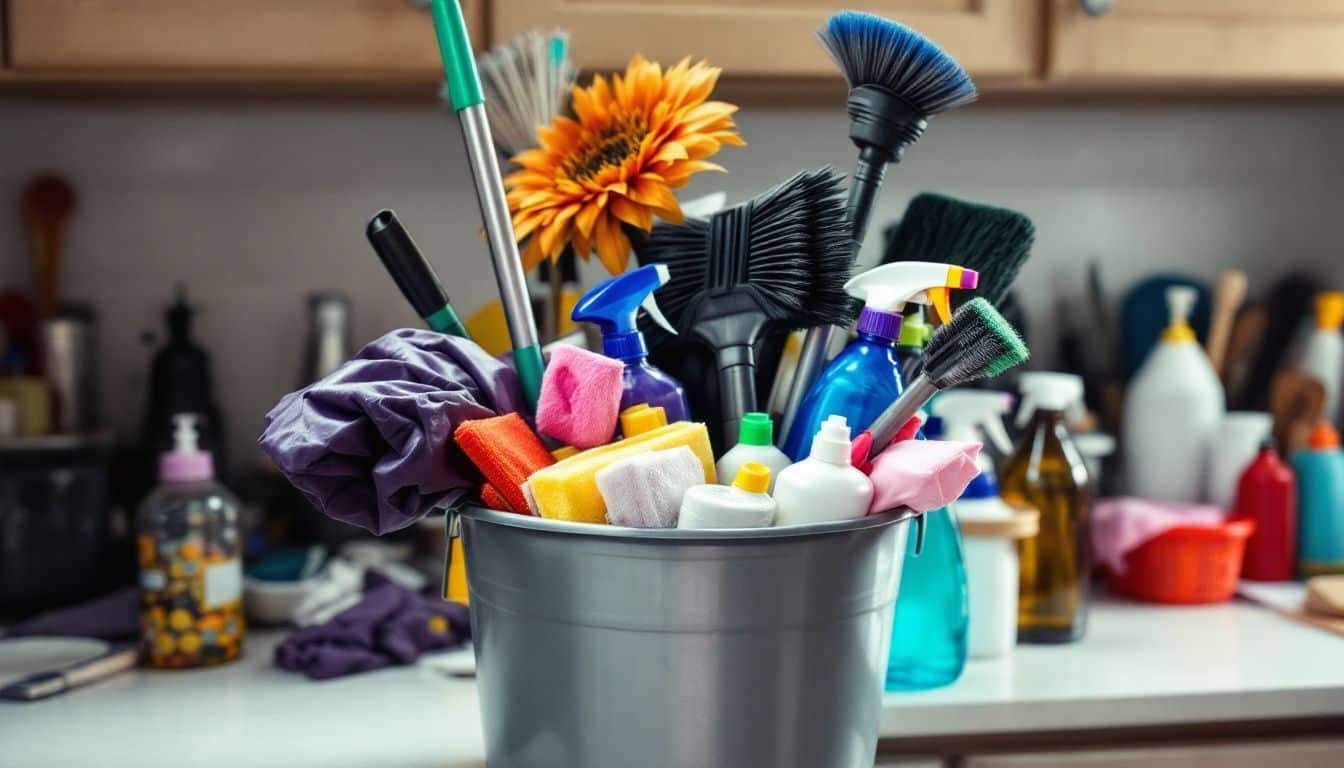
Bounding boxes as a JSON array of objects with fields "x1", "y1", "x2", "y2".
[{"x1": 505, "y1": 55, "x2": 745, "y2": 275}]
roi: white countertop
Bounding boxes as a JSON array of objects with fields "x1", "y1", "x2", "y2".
[{"x1": 3, "y1": 598, "x2": 1342, "y2": 767}]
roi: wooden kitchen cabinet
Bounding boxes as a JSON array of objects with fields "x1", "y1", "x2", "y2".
[
  {"x1": 6, "y1": 0, "x2": 481, "y2": 80},
  {"x1": 1049, "y1": 0, "x2": 1344, "y2": 84},
  {"x1": 491, "y1": 1, "x2": 1042, "y2": 81}
]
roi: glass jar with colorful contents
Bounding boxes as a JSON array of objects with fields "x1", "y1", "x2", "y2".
[{"x1": 136, "y1": 415, "x2": 244, "y2": 668}]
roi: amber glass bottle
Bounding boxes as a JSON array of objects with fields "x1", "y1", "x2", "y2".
[{"x1": 1000, "y1": 374, "x2": 1094, "y2": 643}]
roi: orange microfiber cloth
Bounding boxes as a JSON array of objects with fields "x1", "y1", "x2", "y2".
[
  {"x1": 454, "y1": 413, "x2": 554, "y2": 515},
  {"x1": 480, "y1": 483, "x2": 512, "y2": 512}
]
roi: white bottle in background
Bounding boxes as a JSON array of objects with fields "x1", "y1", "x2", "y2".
[
  {"x1": 679, "y1": 463, "x2": 777, "y2": 529},
  {"x1": 773, "y1": 415, "x2": 874, "y2": 526},
  {"x1": 715, "y1": 412, "x2": 792, "y2": 493},
  {"x1": 1122, "y1": 286, "x2": 1226, "y2": 503},
  {"x1": 1299, "y1": 292, "x2": 1344, "y2": 427}
]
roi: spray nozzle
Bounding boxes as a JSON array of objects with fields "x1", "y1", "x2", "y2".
[
  {"x1": 572, "y1": 264, "x2": 677, "y2": 361},
  {"x1": 172, "y1": 413, "x2": 201, "y2": 455},
  {"x1": 845, "y1": 261, "x2": 979, "y2": 325},
  {"x1": 930, "y1": 390, "x2": 1014, "y2": 454},
  {"x1": 1161, "y1": 286, "x2": 1198, "y2": 343}
]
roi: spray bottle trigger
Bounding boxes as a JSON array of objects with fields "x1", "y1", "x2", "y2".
[
  {"x1": 981, "y1": 412, "x2": 1014, "y2": 455},
  {"x1": 1015, "y1": 395, "x2": 1035, "y2": 429},
  {"x1": 641, "y1": 294, "x2": 677, "y2": 335},
  {"x1": 928, "y1": 287, "x2": 952, "y2": 324}
]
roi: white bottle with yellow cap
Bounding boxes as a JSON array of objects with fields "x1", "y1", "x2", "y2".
[
  {"x1": 678, "y1": 463, "x2": 777, "y2": 529},
  {"x1": 1299, "y1": 292, "x2": 1344, "y2": 426}
]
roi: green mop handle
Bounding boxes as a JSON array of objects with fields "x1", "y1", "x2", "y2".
[{"x1": 429, "y1": 0, "x2": 545, "y2": 407}]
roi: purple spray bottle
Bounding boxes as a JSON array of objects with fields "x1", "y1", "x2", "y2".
[{"x1": 572, "y1": 264, "x2": 691, "y2": 425}]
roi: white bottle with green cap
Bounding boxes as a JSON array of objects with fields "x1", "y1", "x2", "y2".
[{"x1": 716, "y1": 412, "x2": 792, "y2": 493}]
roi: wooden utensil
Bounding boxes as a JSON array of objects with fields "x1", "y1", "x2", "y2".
[
  {"x1": 1205, "y1": 269, "x2": 1248, "y2": 377},
  {"x1": 22, "y1": 176, "x2": 77, "y2": 317},
  {"x1": 1270, "y1": 370, "x2": 1325, "y2": 455},
  {"x1": 1222, "y1": 304, "x2": 1268, "y2": 406}
]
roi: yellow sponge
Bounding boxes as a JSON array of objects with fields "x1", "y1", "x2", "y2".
[{"x1": 526, "y1": 422, "x2": 716, "y2": 524}]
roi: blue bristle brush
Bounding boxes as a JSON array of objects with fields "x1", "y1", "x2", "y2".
[{"x1": 779, "y1": 10, "x2": 978, "y2": 448}]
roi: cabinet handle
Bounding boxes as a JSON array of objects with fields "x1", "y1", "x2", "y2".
[{"x1": 1080, "y1": 0, "x2": 1113, "y2": 16}]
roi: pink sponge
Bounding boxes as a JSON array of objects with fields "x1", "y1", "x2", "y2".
[{"x1": 536, "y1": 345, "x2": 624, "y2": 449}]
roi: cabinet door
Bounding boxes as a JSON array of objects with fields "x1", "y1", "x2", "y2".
[
  {"x1": 491, "y1": 1, "x2": 1041, "y2": 80},
  {"x1": 8, "y1": 0, "x2": 480, "y2": 79},
  {"x1": 1050, "y1": 0, "x2": 1344, "y2": 83}
]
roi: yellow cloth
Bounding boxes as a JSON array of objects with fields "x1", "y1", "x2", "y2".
[{"x1": 526, "y1": 422, "x2": 716, "y2": 524}]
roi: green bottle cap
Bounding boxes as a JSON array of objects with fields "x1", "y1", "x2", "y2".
[{"x1": 737, "y1": 412, "x2": 774, "y2": 446}]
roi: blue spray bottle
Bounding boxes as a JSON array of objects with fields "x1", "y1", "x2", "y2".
[
  {"x1": 572, "y1": 264, "x2": 692, "y2": 425},
  {"x1": 783, "y1": 261, "x2": 978, "y2": 460}
]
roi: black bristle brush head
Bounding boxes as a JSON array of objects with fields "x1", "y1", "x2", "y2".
[
  {"x1": 919, "y1": 297, "x2": 1029, "y2": 387},
  {"x1": 636, "y1": 167, "x2": 855, "y2": 331},
  {"x1": 883, "y1": 193, "x2": 1036, "y2": 307}
]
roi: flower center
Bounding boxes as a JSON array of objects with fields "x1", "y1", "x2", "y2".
[{"x1": 563, "y1": 114, "x2": 648, "y2": 182}]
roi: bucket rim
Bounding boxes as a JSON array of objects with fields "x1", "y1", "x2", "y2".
[{"x1": 452, "y1": 505, "x2": 916, "y2": 542}]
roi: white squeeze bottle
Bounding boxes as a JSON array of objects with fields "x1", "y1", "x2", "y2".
[
  {"x1": 679, "y1": 463, "x2": 777, "y2": 529},
  {"x1": 1299, "y1": 292, "x2": 1344, "y2": 426},
  {"x1": 1122, "y1": 285, "x2": 1226, "y2": 503},
  {"x1": 773, "y1": 415, "x2": 874, "y2": 526},
  {"x1": 716, "y1": 412, "x2": 791, "y2": 493}
]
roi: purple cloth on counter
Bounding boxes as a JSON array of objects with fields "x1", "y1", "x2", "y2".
[
  {"x1": 273, "y1": 572, "x2": 471, "y2": 680},
  {"x1": 258, "y1": 329, "x2": 527, "y2": 535},
  {"x1": 4, "y1": 587, "x2": 139, "y2": 641}
]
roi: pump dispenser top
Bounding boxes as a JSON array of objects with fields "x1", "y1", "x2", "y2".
[
  {"x1": 774, "y1": 415, "x2": 874, "y2": 526},
  {"x1": 160, "y1": 413, "x2": 214, "y2": 483}
]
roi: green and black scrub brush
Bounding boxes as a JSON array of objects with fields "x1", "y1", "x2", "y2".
[
  {"x1": 636, "y1": 168, "x2": 854, "y2": 446},
  {"x1": 861, "y1": 298, "x2": 1029, "y2": 461},
  {"x1": 883, "y1": 193, "x2": 1036, "y2": 308}
]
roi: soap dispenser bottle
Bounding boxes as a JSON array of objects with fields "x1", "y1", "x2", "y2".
[
  {"x1": 1293, "y1": 421, "x2": 1344, "y2": 577},
  {"x1": 1122, "y1": 285, "x2": 1225, "y2": 502},
  {"x1": 572, "y1": 264, "x2": 691, "y2": 423},
  {"x1": 783, "y1": 261, "x2": 978, "y2": 460},
  {"x1": 773, "y1": 415, "x2": 873, "y2": 526},
  {"x1": 136, "y1": 414, "x2": 244, "y2": 668},
  {"x1": 1298, "y1": 292, "x2": 1344, "y2": 426}
]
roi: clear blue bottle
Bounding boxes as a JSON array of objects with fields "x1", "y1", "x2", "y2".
[
  {"x1": 886, "y1": 505, "x2": 968, "y2": 690},
  {"x1": 1292, "y1": 421, "x2": 1344, "y2": 577},
  {"x1": 783, "y1": 308, "x2": 905, "y2": 461}
]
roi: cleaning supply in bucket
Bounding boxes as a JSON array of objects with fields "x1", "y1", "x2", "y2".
[
  {"x1": 1001, "y1": 372, "x2": 1094, "y2": 643},
  {"x1": 1293, "y1": 421, "x2": 1344, "y2": 577},
  {"x1": 429, "y1": 0, "x2": 545, "y2": 407},
  {"x1": 1234, "y1": 441, "x2": 1297, "y2": 581},
  {"x1": 1297, "y1": 292, "x2": 1344, "y2": 425},
  {"x1": 1123, "y1": 285, "x2": 1226, "y2": 503},
  {"x1": 620, "y1": 403, "x2": 669, "y2": 437},
  {"x1": 258, "y1": 329, "x2": 528, "y2": 534},
  {"x1": 679, "y1": 462, "x2": 777, "y2": 529},
  {"x1": 867, "y1": 439, "x2": 981, "y2": 514},
  {"x1": 635, "y1": 168, "x2": 854, "y2": 450},
  {"x1": 859, "y1": 299, "x2": 1029, "y2": 462},
  {"x1": 774, "y1": 416, "x2": 873, "y2": 526},
  {"x1": 454, "y1": 412, "x2": 555, "y2": 514},
  {"x1": 886, "y1": 501, "x2": 968, "y2": 690},
  {"x1": 784, "y1": 261, "x2": 978, "y2": 461},
  {"x1": 526, "y1": 422, "x2": 716, "y2": 523},
  {"x1": 571, "y1": 264, "x2": 691, "y2": 424},
  {"x1": 535, "y1": 344, "x2": 625, "y2": 448},
  {"x1": 784, "y1": 13, "x2": 977, "y2": 445},
  {"x1": 597, "y1": 446, "x2": 705, "y2": 528},
  {"x1": 365, "y1": 209, "x2": 470, "y2": 338},
  {"x1": 716, "y1": 412, "x2": 791, "y2": 493},
  {"x1": 961, "y1": 507, "x2": 1039, "y2": 659},
  {"x1": 928, "y1": 389, "x2": 1015, "y2": 501},
  {"x1": 137, "y1": 414, "x2": 244, "y2": 668}
]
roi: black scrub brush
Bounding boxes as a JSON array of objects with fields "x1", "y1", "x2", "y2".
[
  {"x1": 636, "y1": 168, "x2": 854, "y2": 446},
  {"x1": 882, "y1": 193, "x2": 1036, "y2": 308},
  {"x1": 818, "y1": 11, "x2": 979, "y2": 243}
]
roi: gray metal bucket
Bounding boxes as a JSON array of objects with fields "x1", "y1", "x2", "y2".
[{"x1": 448, "y1": 506, "x2": 913, "y2": 768}]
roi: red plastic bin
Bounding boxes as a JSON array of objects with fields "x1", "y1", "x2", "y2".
[{"x1": 1107, "y1": 518, "x2": 1256, "y2": 604}]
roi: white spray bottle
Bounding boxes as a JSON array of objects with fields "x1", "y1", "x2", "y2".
[
  {"x1": 930, "y1": 389, "x2": 1016, "y2": 519},
  {"x1": 1123, "y1": 286, "x2": 1226, "y2": 503}
]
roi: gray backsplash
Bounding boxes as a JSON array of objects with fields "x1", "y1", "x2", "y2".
[{"x1": 2, "y1": 98, "x2": 1341, "y2": 466}]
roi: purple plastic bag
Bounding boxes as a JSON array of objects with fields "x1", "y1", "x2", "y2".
[{"x1": 258, "y1": 329, "x2": 527, "y2": 535}]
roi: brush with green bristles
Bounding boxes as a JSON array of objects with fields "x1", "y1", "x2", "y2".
[
  {"x1": 861, "y1": 298, "x2": 1029, "y2": 460},
  {"x1": 883, "y1": 193, "x2": 1035, "y2": 308}
]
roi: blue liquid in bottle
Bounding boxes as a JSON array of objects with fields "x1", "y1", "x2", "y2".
[{"x1": 886, "y1": 505, "x2": 969, "y2": 690}]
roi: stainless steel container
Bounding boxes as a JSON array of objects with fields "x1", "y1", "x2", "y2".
[
  {"x1": 41, "y1": 307, "x2": 97, "y2": 433},
  {"x1": 449, "y1": 506, "x2": 913, "y2": 768}
]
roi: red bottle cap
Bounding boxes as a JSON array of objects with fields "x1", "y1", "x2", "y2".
[{"x1": 1308, "y1": 421, "x2": 1341, "y2": 450}]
